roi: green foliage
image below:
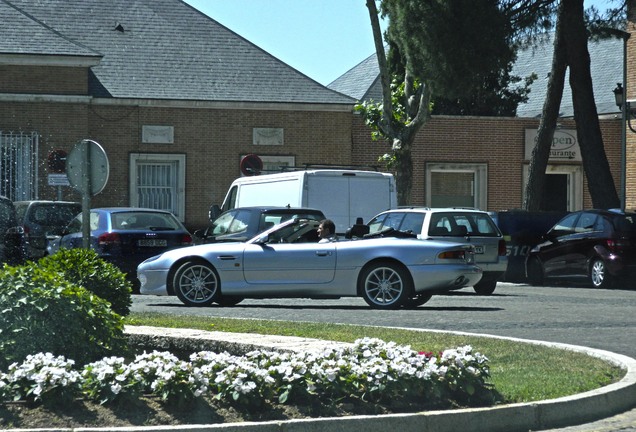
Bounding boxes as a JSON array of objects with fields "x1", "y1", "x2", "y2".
[
  {"x1": 383, "y1": 0, "x2": 515, "y2": 99},
  {"x1": 354, "y1": 78, "x2": 421, "y2": 141},
  {"x1": 431, "y1": 66, "x2": 537, "y2": 117},
  {"x1": 38, "y1": 248, "x2": 132, "y2": 316},
  {"x1": 0, "y1": 262, "x2": 128, "y2": 370}
]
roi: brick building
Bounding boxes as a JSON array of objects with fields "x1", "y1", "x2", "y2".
[
  {"x1": 332, "y1": 30, "x2": 625, "y2": 213},
  {"x1": 0, "y1": 0, "x2": 356, "y2": 230},
  {"x1": 1, "y1": 0, "x2": 633, "y2": 232}
]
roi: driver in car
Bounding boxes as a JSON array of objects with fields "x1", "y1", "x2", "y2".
[{"x1": 317, "y1": 219, "x2": 337, "y2": 243}]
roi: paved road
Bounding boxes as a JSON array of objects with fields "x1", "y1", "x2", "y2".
[
  {"x1": 131, "y1": 282, "x2": 636, "y2": 430},
  {"x1": 132, "y1": 283, "x2": 636, "y2": 358}
]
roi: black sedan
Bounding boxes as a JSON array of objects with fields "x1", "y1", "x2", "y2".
[{"x1": 525, "y1": 209, "x2": 636, "y2": 288}]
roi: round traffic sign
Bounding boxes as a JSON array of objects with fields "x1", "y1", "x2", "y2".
[
  {"x1": 240, "y1": 154, "x2": 263, "y2": 176},
  {"x1": 66, "y1": 139, "x2": 110, "y2": 196}
]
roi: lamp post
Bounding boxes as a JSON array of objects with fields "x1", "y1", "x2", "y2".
[{"x1": 614, "y1": 82, "x2": 627, "y2": 211}]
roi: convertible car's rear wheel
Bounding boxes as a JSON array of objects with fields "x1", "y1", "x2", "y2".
[
  {"x1": 173, "y1": 260, "x2": 220, "y2": 307},
  {"x1": 359, "y1": 261, "x2": 412, "y2": 309},
  {"x1": 590, "y1": 258, "x2": 614, "y2": 288}
]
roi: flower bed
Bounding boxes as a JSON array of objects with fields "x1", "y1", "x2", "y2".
[{"x1": 0, "y1": 338, "x2": 495, "y2": 411}]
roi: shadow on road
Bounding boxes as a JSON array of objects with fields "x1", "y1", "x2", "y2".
[{"x1": 142, "y1": 302, "x2": 504, "y2": 312}]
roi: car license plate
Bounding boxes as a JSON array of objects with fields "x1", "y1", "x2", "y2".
[
  {"x1": 474, "y1": 245, "x2": 484, "y2": 254},
  {"x1": 138, "y1": 239, "x2": 167, "y2": 247}
]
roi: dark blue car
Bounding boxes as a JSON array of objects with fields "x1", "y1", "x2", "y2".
[{"x1": 48, "y1": 207, "x2": 192, "y2": 282}]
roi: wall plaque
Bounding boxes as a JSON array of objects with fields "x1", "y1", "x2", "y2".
[{"x1": 142, "y1": 125, "x2": 174, "y2": 144}]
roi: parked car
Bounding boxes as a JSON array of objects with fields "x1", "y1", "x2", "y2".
[
  {"x1": 14, "y1": 200, "x2": 81, "y2": 260},
  {"x1": 488, "y1": 209, "x2": 569, "y2": 282},
  {"x1": 0, "y1": 196, "x2": 25, "y2": 264},
  {"x1": 366, "y1": 207, "x2": 507, "y2": 295},
  {"x1": 48, "y1": 207, "x2": 193, "y2": 284},
  {"x1": 525, "y1": 209, "x2": 636, "y2": 288},
  {"x1": 193, "y1": 206, "x2": 325, "y2": 244},
  {"x1": 138, "y1": 217, "x2": 482, "y2": 309}
]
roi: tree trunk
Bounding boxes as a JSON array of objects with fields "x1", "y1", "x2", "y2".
[
  {"x1": 523, "y1": 4, "x2": 568, "y2": 211},
  {"x1": 563, "y1": 0, "x2": 620, "y2": 209},
  {"x1": 393, "y1": 139, "x2": 413, "y2": 205}
]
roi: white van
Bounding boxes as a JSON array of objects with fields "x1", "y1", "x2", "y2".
[{"x1": 220, "y1": 170, "x2": 397, "y2": 234}]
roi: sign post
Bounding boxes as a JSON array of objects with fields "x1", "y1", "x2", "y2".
[{"x1": 66, "y1": 140, "x2": 109, "y2": 249}]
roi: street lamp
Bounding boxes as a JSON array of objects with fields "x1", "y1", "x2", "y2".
[
  {"x1": 607, "y1": 28, "x2": 630, "y2": 211},
  {"x1": 613, "y1": 83, "x2": 636, "y2": 211},
  {"x1": 613, "y1": 83, "x2": 627, "y2": 212}
]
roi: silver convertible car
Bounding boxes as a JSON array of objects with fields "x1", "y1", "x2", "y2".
[{"x1": 138, "y1": 218, "x2": 483, "y2": 309}]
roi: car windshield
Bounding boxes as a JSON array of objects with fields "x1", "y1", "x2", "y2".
[
  {"x1": 31, "y1": 204, "x2": 80, "y2": 227},
  {"x1": 259, "y1": 211, "x2": 322, "y2": 229},
  {"x1": 111, "y1": 212, "x2": 180, "y2": 230},
  {"x1": 428, "y1": 212, "x2": 500, "y2": 237},
  {"x1": 211, "y1": 210, "x2": 250, "y2": 236},
  {"x1": 0, "y1": 200, "x2": 16, "y2": 231},
  {"x1": 250, "y1": 218, "x2": 320, "y2": 244}
]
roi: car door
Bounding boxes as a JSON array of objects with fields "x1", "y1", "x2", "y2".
[
  {"x1": 242, "y1": 241, "x2": 336, "y2": 285},
  {"x1": 565, "y1": 212, "x2": 602, "y2": 276},
  {"x1": 538, "y1": 213, "x2": 580, "y2": 277}
]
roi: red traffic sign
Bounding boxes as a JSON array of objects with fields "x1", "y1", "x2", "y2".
[{"x1": 240, "y1": 154, "x2": 263, "y2": 176}]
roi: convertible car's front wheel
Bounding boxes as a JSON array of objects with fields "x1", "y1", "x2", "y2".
[
  {"x1": 359, "y1": 261, "x2": 412, "y2": 309},
  {"x1": 173, "y1": 260, "x2": 220, "y2": 307}
]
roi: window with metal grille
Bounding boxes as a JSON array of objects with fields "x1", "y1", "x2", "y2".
[
  {"x1": 129, "y1": 154, "x2": 185, "y2": 220},
  {"x1": 0, "y1": 131, "x2": 38, "y2": 201}
]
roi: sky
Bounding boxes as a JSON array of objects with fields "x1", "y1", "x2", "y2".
[{"x1": 183, "y1": 0, "x2": 613, "y2": 87}]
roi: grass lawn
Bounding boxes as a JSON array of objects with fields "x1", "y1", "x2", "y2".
[{"x1": 125, "y1": 312, "x2": 625, "y2": 403}]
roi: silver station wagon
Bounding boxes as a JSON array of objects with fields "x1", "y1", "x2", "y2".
[{"x1": 367, "y1": 207, "x2": 508, "y2": 295}]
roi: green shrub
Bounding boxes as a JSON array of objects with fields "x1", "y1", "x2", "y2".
[
  {"x1": 0, "y1": 263, "x2": 129, "y2": 371},
  {"x1": 38, "y1": 248, "x2": 132, "y2": 316}
]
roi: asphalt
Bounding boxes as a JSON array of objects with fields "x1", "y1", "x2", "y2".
[{"x1": 6, "y1": 326, "x2": 636, "y2": 432}]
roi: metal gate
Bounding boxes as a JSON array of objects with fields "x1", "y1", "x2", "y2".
[
  {"x1": 135, "y1": 161, "x2": 178, "y2": 215},
  {"x1": 0, "y1": 131, "x2": 38, "y2": 201}
]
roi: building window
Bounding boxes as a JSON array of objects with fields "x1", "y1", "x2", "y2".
[
  {"x1": 426, "y1": 163, "x2": 488, "y2": 209},
  {"x1": 0, "y1": 131, "x2": 38, "y2": 201},
  {"x1": 129, "y1": 153, "x2": 185, "y2": 220}
]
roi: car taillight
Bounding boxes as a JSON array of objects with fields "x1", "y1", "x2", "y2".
[
  {"x1": 22, "y1": 225, "x2": 29, "y2": 238},
  {"x1": 98, "y1": 232, "x2": 120, "y2": 246},
  {"x1": 498, "y1": 239, "x2": 507, "y2": 256},
  {"x1": 181, "y1": 234, "x2": 193, "y2": 245},
  {"x1": 606, "y1": 239, "x2": 630, "y2": 252},
  {"x1": 438, "y1": 250, "x2": 466, "y2": 260}
]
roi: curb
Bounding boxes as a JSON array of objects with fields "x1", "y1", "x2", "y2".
[{"x1": 7, "y1": 326, "x2": 636, "y2": 432}]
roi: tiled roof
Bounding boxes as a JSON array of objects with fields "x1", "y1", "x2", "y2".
[
  {"x1": 329, "y1": 34, "x2": 623, "y2": 118},
  {"x1": 513, "y1": 34, "x2": 623, "y2": 117},
  {"x1": 1, "y1": 0, "x2": 355, "y2": 105},
  {"x1": 328, "y1": 52, "x2": 382, "y2": 102},
  {"x1": 0, "y1": 0, "x2": 100, "y2": 58}
]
